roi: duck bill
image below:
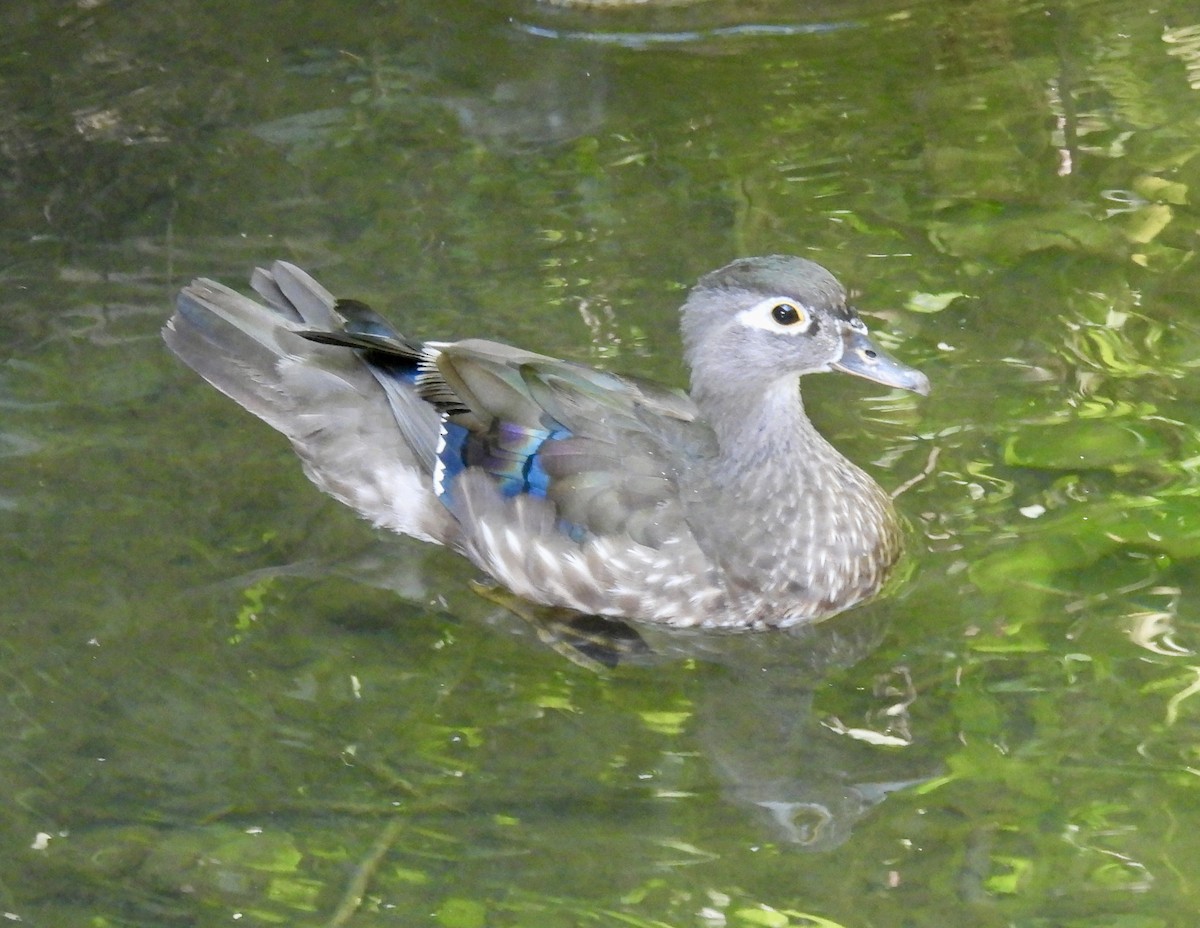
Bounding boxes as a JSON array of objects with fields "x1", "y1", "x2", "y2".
[{"x1": 833, "y1": 329, "x2": 930, "y2": 396}]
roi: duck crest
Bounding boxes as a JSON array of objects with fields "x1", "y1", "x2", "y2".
[{"x1": 164, "y1": 256, "x2": 927, "y2": 629}]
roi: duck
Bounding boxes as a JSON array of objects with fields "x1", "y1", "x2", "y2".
[{"x1": 163, "y1": 255, "x2": 929, "y2": 630}]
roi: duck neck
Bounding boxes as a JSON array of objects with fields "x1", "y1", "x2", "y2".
[
  {"x1": 690, "y1": 375, "x2": 901, "y2": 622},
  {"x1": 696, "y1": 376, "x2": 835, "y2": 482}
]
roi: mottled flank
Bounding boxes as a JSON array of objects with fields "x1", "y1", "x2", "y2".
[{"x1": 163, "y1": 256, "x2": 928, "y2": 629}]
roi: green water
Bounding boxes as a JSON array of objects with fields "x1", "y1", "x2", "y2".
[{"x1": 4, "y1": 0, "x2": 1200, "y2": 924}]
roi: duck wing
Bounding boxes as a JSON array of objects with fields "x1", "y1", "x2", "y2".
[
  {"x1": 422, "y1": 341, "x2": 716, "y2": 547},
  {"x1": 300, "y1": 317, "x2": 716, "y2": 549}
]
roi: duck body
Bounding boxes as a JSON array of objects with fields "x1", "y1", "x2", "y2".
[{"x1": 164, "y1": 256, "x2": 928, "y2": 629}]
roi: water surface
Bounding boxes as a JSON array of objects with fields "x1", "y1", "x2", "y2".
[{"x1": 4, "y1": 0, "x2": 1200, "y2": 925}]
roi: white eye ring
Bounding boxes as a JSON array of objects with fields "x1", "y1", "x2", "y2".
[{"x1": 735, "y1": 297, "x2": 814, "y2": 334}]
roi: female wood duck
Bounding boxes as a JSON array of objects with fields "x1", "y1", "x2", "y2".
[{"x1": 164, "y1": 256, "x2": 929, "y2": 630}]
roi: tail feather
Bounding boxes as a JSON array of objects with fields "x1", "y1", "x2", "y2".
[
  {"x1": 163, "y1": 262, "x2": 455, "y2": 545},
  {"x1": 165, "y1": 278, "x2": 309, "y2": 431},
  {"x1": 251, "y1": 262, "x2": 339, "y2": 329}
]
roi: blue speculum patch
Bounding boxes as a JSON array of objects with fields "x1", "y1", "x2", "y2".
[{"x1": 437, "y1": 420, "x2": 572, "y2": 501}]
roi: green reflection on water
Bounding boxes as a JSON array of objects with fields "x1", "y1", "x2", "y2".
[{"x1": 4, "y1": 0, "x2": 1200, "y2": 924}]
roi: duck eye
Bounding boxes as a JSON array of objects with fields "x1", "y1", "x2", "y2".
[{"x1": 771, "y1": 303, "x2": 803, "y2": 326}]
